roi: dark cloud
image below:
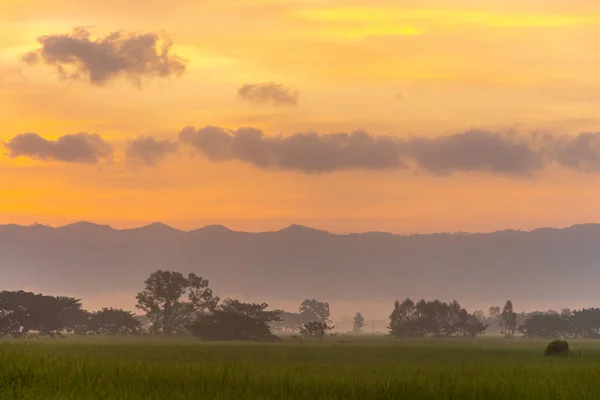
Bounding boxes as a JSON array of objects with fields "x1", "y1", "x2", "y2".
[
  {"x1": 237, "y1": 82, "x2": 299, "y2": 106},
  {"x1": 5, "y1": 132, "x2": 112, "y2": 163},
  {"x1": 178, "y1": 126, "x2": 547, "y2": 175},
  {"x1": 180, "y1": 126, "x2": 402, "y2": 173},
  {"x1": 125, "y1": 136, "x2": 178, "y2": 166},
  {"x1": 401, "y1": 130, "x2": 542, "y2": 175},
  {"x1": 22, "y1": 27, "x2": 187, "y2": 86}
]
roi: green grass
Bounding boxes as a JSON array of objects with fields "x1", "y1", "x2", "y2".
[{"x1": 1, "y1": 336, "x2": 600, "y2": 399}]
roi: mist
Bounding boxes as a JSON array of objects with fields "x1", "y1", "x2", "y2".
[{"x1": 3, "y1": 221, "x2": 600, "y2": 330}]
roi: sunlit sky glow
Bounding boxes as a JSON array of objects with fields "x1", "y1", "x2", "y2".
[{"x1": 2, "y1": 0, "x2": 600, "y2": 234}]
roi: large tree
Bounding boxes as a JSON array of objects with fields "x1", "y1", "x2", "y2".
[
  {"x1": 136, "y1": 270, "x2": 219, "y2": 335},
  {"x1": 299, "y1": 299, "x2": 330, "y2": 323}
]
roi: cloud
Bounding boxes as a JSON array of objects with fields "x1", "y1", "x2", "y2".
[
  {"x1": 125, "y1": 136, "x2": 178, "y2": 166},
  {"x1": 180, "y1": 126, "x2": 392, "y2": 173},
  {"x1": 237, "y1": 82, "x2": 299, "y2": 106},
  {"x1": 178, "y1": 126, "x2": 548, "y2": 175},
  {"x1": 5, "y1": 132, "x2": 112, "y2": 163},
  {"x1": 22, "y1": 27, "x2": 187, "y2": 86},
  {"x1": 6, "y1": 127, "x2": 600, "y2": 176},
  {"x1": 180, "y1": 126, "x2": 401, "y2": 173},
  {"x1": 541, "y1": 132, "x2": 600, "y2": 172},
  {"x1": 402, "y1": 130, "x2": 542, "y2": 175}
]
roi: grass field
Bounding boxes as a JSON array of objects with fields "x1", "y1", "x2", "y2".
[{"x1": 1, "y1": 336, "x2": 599, "y2": 399}]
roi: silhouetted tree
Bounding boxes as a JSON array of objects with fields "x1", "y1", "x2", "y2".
[
  {"x1": 186, "y1": 299, "x2": 281, "y2": 341},
  {"x1": 518, "y1": 312, "x2": 571, "y2": 339},
  {"x1": 352, "y1": 312, "x2": 366, "y2": 333},
  {"x1": 462, "y1": 315, "x2": 489, "y2": 337},
  {"x1": 519, "y1": 308, "x2": 600, "y2": 339},
  {"x1": 136, "y1": 270, "x2": 219, "y2": 336},
  {"x1": 300, "y1": 321, "x2": 334, "y2": 340},
  {"x1": 87, "y1": 308, "x2": 141, "y2": 335},
  {"x1": 571, "y1": 308, "x2": 600, "y2": 338},
  {"x1": 299, "y1": 299, "x2": 330, "y2": 323},
  {"x1": 0, "y1": 291, "x2": 83, "y2": 337},
  {"x1": 501, "y1": 300, "x2": 517, "y2": 338},
  {"x1": 389, "y1": 298, "x2": 416, "y2": 337},
  {"x1": 219, "y1": 298, "x2": 282, "y2": 324}
]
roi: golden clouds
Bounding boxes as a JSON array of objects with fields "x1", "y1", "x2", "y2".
[{"x1": 2, "y1": 0, "x2": 600, "y2": 232}]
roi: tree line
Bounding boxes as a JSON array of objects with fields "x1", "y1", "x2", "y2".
[
  {"x1": 0, "y1": 270, "x2": 341, "y2": 340},
  {"x1": 3, "y1": 269, "x2": 598, "y2": 340},
  {"x1": 388, "y1": 298, "x2": 489, "y2": 338}
]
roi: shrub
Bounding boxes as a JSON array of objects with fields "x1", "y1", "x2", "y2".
[{"x1": 544, "y1": 339, "x2": 570, "y2": 356}]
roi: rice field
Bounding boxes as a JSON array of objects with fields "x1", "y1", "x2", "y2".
[{"x1": 1, "y1": 336, "x2": 599, "y2": 400}]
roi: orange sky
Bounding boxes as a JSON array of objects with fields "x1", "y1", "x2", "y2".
[{"x1": 2, "y1": 0, "x2": 600, "y2": 233}]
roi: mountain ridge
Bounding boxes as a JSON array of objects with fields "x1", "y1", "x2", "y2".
[{"x1": 2, "y1": 220, "x2": 597, "y2": 237}]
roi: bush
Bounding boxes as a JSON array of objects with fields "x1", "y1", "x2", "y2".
[{"x1": 544, "y1": 339, "x2": 570, "y2": 356}]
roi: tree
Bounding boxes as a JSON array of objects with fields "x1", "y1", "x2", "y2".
[
  {"x1": 87, "y1": 308, "x2": 141, "y2": 335},
  {"x1": 136, "y1": 270, "x2": 219, "y2": 336},
  {"x1": 299, "y1": 299, "x2": 330, "y2": 323},
  {"x1": 518, "y1": 312, "x2": 571, "y2": 339},
  {"x1": 501, "y1": 300, "x2": 517, "y2": 338},
  {"x1": 186, "y1": 299, "x2": 281, "y2": 341},
  {"x1": 352, "y1": 312, "x2": 366, "y2": 333},
  {"x1": 300, "y1": 321, "x2": 334, "y2": 340},
  {"x1": 518, "y1": 308, "x2": 600, "y2": 339},
  {"x1": 462, "y1": 315, "x2": 489, "y2": 337},
  {"x1": 489, "y1": 306, "x2": 501, "y2": 319},
  {"x1": 219, "y1": 298, "x2": 281, "y2": 324},
  {"x1": 0, "y1": 291, "x2": 83, "y2": 337},
  {"x1": 270, "y1": 311, "x2": 308, "y2": 333}
]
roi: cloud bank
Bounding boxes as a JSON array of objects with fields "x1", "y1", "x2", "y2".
[
  {"x1": 22, "y1": 27, "x2": 187, "y2": 86},
  {"x1": 6, "y1": 127, "x2": 600, "y2": 176},
  {"x1": 237, "y1": 82, "x2": 299, "y2": 106},
  {"x1": 179, "y1": 126, "x2": 545, "y2": 175},
  {"x1": 5, "y1": 133, "x2": 112, "y2": 163}
]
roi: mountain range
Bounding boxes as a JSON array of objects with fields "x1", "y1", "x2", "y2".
[{"x1": 2, "y1": 221, "x2": 599, "y2": 312}]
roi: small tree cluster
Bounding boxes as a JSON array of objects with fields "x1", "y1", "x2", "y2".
[
  {"x1": 520, "y1": 308, "x2": 600, "y2": 339},
  {"x1": 299, "y1": 321, "x2": 334, "y2": 340},
  {"x1": 186, "y1": 299, "x2": 281, "y2": 342},
  {"x1": 388, "y1": 298, "x2": 488, "y2": 338},
  {"x1": 0, "y1": 291, "x2": 139, "y2": 338}
]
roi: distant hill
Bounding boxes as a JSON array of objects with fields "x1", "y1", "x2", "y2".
[{"x1": 2, "y1": 221, "x2": 600, "y2": 309}]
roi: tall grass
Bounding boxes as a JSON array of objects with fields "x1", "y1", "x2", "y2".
[{"x1": 1, "y1": 337, "x2": 599, "y2": 399}]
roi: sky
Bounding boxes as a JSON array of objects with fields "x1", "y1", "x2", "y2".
[{"x1": 3, "y1": 0, "x2": 600, "y2": 234}]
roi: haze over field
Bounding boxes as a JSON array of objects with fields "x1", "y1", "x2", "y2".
[{"x1": 2, "y1": 221, "x2": 599, "y2": 321}]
